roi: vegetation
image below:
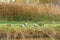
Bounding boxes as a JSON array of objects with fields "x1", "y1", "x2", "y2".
[
  {"x1": 0, "y1": 0, "x2": 60, "y2": 40},
  {"x1": 0, "y1": 21, "x2": 60, "y2": 40},
  {"x1": 0, "y1": 3, "x2": 60, "y2": 21}
]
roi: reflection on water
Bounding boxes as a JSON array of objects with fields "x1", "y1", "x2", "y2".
[{"x1": 0, "y1": 38, "x2": 56, "y2": 40}]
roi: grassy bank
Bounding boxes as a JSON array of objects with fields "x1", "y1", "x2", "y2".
[{"x1": 0, "y1": 21, "x2": 60, "y2": 40}]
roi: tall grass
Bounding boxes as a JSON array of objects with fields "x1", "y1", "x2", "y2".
[{"x1": 0, "y1": 3, "x2": 60, "y2": 21}]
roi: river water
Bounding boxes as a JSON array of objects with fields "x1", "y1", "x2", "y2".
[{"x1": 0, "y1": 38, "x2": 56, "y2": 40}]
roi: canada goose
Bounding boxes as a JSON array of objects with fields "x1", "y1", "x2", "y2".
[
  {"x1": 21, "y1": 24, "x2": 25, "y2": 27},
  {"x1": 39, "y1": 22, "x2": 44, "y2": 26},
  {"x1": 34, "y1": 23, "x2": 38, "y2": 27},
  {"x1": 23, "y1": 22, "x2": 28, "y2": 27}
]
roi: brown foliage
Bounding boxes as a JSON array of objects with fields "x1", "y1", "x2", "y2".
[{"x1": 0, "y1": 3, "x2": 60, "y2": 21}]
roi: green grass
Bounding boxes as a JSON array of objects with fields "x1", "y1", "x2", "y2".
[{"x1": 0, "y1": 21, "x2": 60, "y2": 30}]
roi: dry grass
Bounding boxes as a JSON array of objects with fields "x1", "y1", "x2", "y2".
[
  {"x1": 0, "y1": 26, "x2": 59, "y2": 39},
  {"x1": 0, "y1": 3, "x2": 60, "y2": 21}
]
